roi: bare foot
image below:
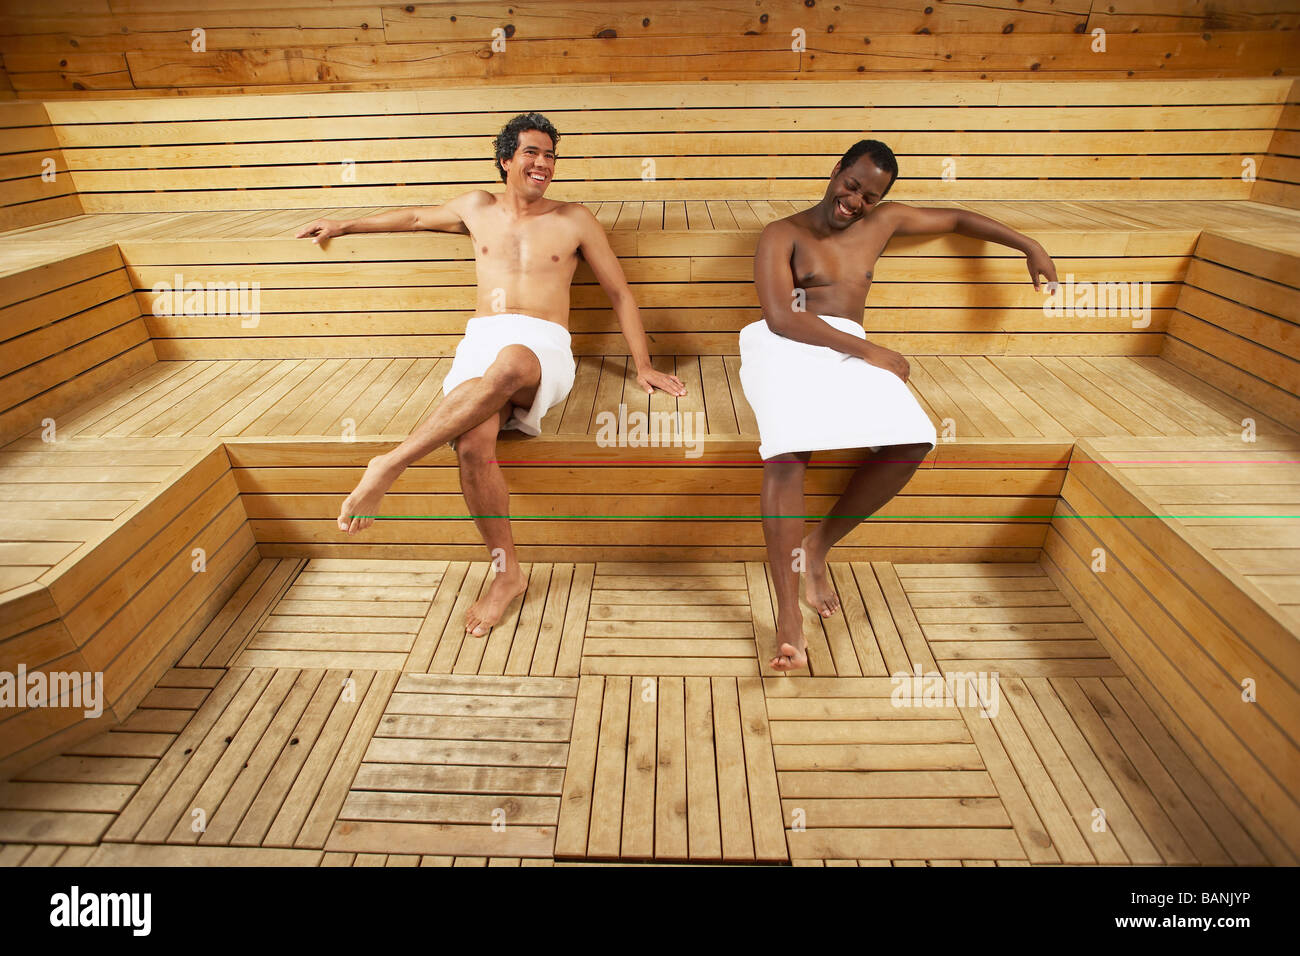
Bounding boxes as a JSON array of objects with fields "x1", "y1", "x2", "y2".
[
  {"x1": 801, "y1": 532, "x2": 840, "y2": 618},
  {"x1": 465, "y1": 567, "x2": 528, "y2": 637},
  {"x1": 338, "y1": 454, "x2": 403, "y2": 534},
  {"x1": 770, "y1": 608, "x2": 809, "y2": 672}
]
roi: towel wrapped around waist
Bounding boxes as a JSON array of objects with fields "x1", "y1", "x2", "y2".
[
  {"x1": 738, "y1": 314, "x2": 938, "y2": 460},
  {"x1": 442, "y1": 313, "x2": 577, "y2": 437}
]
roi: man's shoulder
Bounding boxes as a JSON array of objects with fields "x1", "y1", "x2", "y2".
[
  {"x1": 455, "y1": 189, "x2": 496, "y2": 207},
  {"x1": 761, "y1": 212, "x2": 804, "y2": 243},
  {"x1": 551, "y1": 199, "x2": 597, "y2": 221}
]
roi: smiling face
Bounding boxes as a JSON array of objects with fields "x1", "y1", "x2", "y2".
[
  {"x1": 501, "y1": 128, "x2": 556, "y2": 197},
  {"x1": 824, "y1": 155, "x2": 895, "y2": 228}
]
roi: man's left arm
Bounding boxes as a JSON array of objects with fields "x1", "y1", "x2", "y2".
[
  {"x1": 883, "y1": 203, "x2": 1059, "y2": 291},
  {"x1": 574, "y1": 207, "x2": 686, "y2": 396}
]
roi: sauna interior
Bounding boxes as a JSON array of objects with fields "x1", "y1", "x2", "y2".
[{"x1": 0, "y1": 0, "x2": 1297, "y2": 868}]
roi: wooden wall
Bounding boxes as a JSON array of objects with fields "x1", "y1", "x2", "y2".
[
  {"x1": 0, "y1": 245, "x2": 154, "y2": 446},
  {"x1": 1163, "y1": 232, "x2": 1300, "y2": 430},
  {"x1": 0, "y1": 100, "x2": 81, "y2": 230},
  {"x1": 1254, "y1": 78, "x2": 1300, "y2": 208},
  {"x1": 0, "y1": 1, "x2": 1297, "y2": 98}
]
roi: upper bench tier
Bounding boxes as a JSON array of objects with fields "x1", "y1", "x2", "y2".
[{"x1": 0, "y1": 78, "x2": 1293, "y2": 219}]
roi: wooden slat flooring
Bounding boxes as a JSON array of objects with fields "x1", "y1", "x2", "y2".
[
  {"x1": 328, "y1": 673, "x2": 577, "y2": 859},
  {"x1": 0, "y1": 558, "x2": 1268, "y2": 865},
  {"x1": 0, "y1": 667, "x2": 222, "y2": 848}
]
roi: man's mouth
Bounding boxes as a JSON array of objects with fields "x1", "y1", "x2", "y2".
[
  {"x1": 835, "y1": 199, "x2": 857, "y2": 218},
  {"x1": 528, "y1": 171, "x2": 549, "y2": 184}
]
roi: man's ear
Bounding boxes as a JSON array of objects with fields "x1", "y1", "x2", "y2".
[{"x1": 831, "y1": 160, "x2": 842, "y2": 177}]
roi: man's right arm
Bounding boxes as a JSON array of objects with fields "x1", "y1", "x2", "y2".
[
  {"x1": 296, "y1": 192, "x2": 480, "y2": 243},
  {"x1": 754, "y1": 222, "x2": 909, "y2": 380}
]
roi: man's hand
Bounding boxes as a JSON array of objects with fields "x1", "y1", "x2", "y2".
[
  {"x1": 635, "y1": 364, "x2": 687, "y2": 396},
  {"x1": 296, "y1": 219, "x2": 348, "y2": 245},
  {"x1": 862, "y1": 342, "x2": 910, "y2": 383},
  {"x1": 1026, "y1": 242, "x2": 1059, "y2": 292}
]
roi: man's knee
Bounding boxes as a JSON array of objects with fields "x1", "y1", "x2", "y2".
[
  {"x1": 455, "y1": 424, "x2": 497, "y2": 466},
  {"x1": 483, "y1": 347, "x2": 540, "y2": 395},
  {"x1": 894, "y1": 442, "x2": 932, "y2": 464},
  {"x1": 763, "y1": 455, "x2": 808, "y2": 484}
]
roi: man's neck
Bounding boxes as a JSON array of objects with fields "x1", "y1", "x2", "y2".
[
  {"x1": 803, "y1": 199, "x2": 839, "y2": 237},
  {"x1": 500, "y1": 185, "x2": 547, "y2": 218}
]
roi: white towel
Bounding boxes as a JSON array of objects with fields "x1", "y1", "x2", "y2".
[
  {"x1": 739, "y1": 314, "x2": 938, "y2": 460},
  {"x1": 442, "y1": 313, "x2": 577, "y2": 436}
]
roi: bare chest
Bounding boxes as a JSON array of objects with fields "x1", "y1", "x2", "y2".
[
  {"x1": 791, "y1": 230, "x2": 890, "y2": 291},
  {"x1": 468, "y1": 211, "x2": 577, "y2": 273}
]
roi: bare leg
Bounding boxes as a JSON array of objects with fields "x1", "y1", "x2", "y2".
[
  {"x1": 761, "y1": 452, "x2": 812, "y2": 671},
  {"x1": 338, "y1": 346, "x2": 541, "y2": 534},
  {"x1": 457, "y1": 405, "x2": 529, "y2": 636},
  {"x1": 802, "y1": 442, "x2": 932, "y2": 609}
]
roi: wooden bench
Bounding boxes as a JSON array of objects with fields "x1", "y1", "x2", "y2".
[
  {"x1": 1045, "y1": 433, "x2": 1300, "y2": 862},
  {"x1": 0, "y1": 238, "x2": 260, "y2": 774}
]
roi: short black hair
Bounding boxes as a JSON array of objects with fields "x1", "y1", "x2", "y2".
[
  {"x1": 493, "y1": 112, "x2": 560, "y2": 183},
  {"x1": 836, "y1": 139, "x2": 898, "y2": 196}
]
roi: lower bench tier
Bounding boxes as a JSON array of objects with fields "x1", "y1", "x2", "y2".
[{"x1": 0, "y1": 434, "x2": 1296, "y2": 861}]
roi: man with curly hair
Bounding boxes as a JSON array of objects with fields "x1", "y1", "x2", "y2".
[{"x1": 298, "y1": 113, "x2": 684, "y2": 636}]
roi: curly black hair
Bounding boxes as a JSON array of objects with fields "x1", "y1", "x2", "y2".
[
  {"x1": 836, "y1": 139, "x2": 899, "y2": 196},
  {"x1": 493, "y1": 112, "x2": 560, "y2": 183}
]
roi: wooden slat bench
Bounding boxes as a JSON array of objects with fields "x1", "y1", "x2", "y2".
[
  {"x1": 25, "y1": 79, "x2": 1298, "y2": 206},
  {"x1": 0, "y1": 436, "x2": 258, "y2": 778},
  {"x1": 1044, "y1": 434, "x2": 1300, "y2": 863}
]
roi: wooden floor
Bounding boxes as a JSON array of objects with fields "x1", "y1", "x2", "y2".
[{"x1": 0, "y1": 559, "x2": 1271, "y2": 865}]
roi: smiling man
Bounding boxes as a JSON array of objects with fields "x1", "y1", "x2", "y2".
[
  {"x1": 740, "y1": 138, "x2": 1059, "y2": 671},
  {"x1": 297, "y1": 113, "x2": 685, "y2": 636}
]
